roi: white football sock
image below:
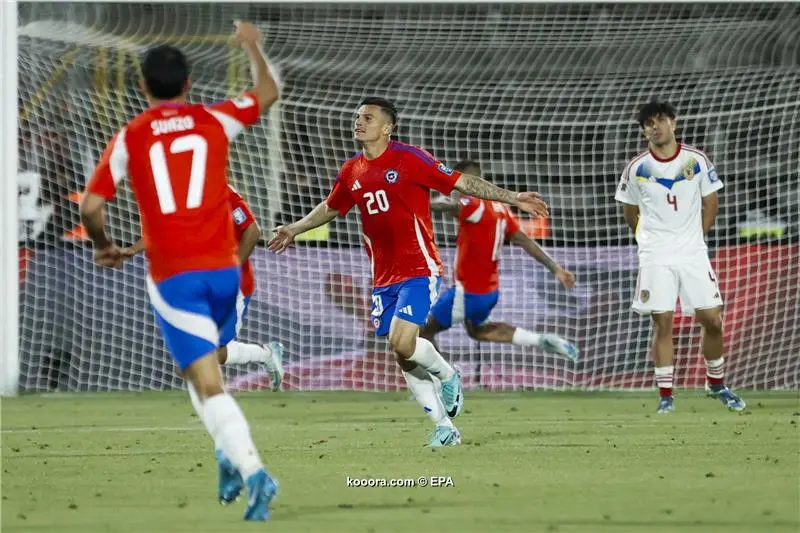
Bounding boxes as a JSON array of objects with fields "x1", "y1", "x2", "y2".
[
  {"x1": 402, "y1": 365, "x2": 453, "y2": 428},
  {"x1": 408, "y1": 337, "x2": 455, "y2": 381},
  {"x1": 186, "y1": 382, "x2": 221, "y2": 450},
  {"x1": 202, "y1": 393, "x2": 264, "y2": 480},
  {"x1": 512, "y1": 328, "x2": 541, "y2": 347},
  {"x1": 225, "y1": 341, "x2": 272, "y2": 365}
]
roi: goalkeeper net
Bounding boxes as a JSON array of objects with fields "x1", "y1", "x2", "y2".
[{"x1": 16, "y1": 3, "x2": 800, "y2": 392}]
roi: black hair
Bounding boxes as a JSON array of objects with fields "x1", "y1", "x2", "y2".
[
  {"x1": 636, "y1": 100, "x2": 677, "y2": 128},
  {"x1": 141, "y1": 45, "x2": 191, "y2": 100},
  {"x1": 455, "y1": 159, "x2": 481, "y2": 175},
  {"x1": 359, "y1": 97, "x2": 398, "y2": 125}
]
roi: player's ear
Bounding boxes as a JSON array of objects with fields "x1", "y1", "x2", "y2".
[{"x1": 184, "y1": 78, "x2": 192, "y2": 95}]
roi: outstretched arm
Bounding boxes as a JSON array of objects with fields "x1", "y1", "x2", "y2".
[
  {"x1": 430, "y1": 195, "x2": 460, "y2": 217},
  {"x1": 268, "y1": 201, "x2": 339, "y2": 253},
  {"x1": 453, "y1": 173, "x2": 548, "y2": 217},
  {"x1": 509, "y1": 230, "x2": 576, "y2": 289}
]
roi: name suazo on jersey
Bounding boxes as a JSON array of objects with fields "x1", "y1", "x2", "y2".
[
  {"x1": 86, "y1": 93, "x2": 261, "y2": 282},
  {"x1": 455, "y1": 197, "x2": 520, "y2": 294},
  {"x1": 326, "y1": 140, "x2": 462, "y2": 287},
  {"x1": 615, "y1": 143, "x2": 723, "y2": 266},
  {"x1": 228, "y1": 184, "x2": 257, "y2": 297}
]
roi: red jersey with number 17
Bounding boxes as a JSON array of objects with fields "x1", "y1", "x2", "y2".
[
  {"x1": 228, "y1": 185, "x2": 257, "y2": 297},
  {"x1": 86, "y1": 93, "x2": 261, "y2": 283},
  {"x1": 455, "y1": 197, "x2": 521, "y2": 294},
  {"x1": 326, "y1": 140, "x2": 462, "y2": 287}
]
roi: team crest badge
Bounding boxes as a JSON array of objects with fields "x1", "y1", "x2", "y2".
[
  {"x1": 384, "y1": 169, "x2": 399, "y2": 184},
  {"x1": 640, "y1": 290, "x2": 650, "y2": 303},
  {"x1": 684, "y1": 157, "x2": 697, "y2": 180},
  {"x1": 372, "y1": 317, "x2": 381, "y2": 329}
]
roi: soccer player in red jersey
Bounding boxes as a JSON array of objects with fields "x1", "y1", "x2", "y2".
[
  {"x1": 423, "y1": 160, "x2": 578, "y2": 359},
  {"x1": 269, "y1": 97, "x2": 549, "y2": 447},
  {"x1": 79, "y1": 22, "x2": 280, "y2": 521},
  {"x1": 122, "y1": 184, "x2": 285, "y2": 391}
]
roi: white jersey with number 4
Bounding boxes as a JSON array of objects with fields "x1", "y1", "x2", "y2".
[{"x1": 615, "y1": 144, "x2": 723, "y2": 267}]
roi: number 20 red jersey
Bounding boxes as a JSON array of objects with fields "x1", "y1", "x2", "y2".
[{"x1": 325, "y1": 140, "x2": 462, "y2": 288}]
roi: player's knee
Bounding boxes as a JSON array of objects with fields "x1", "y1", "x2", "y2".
[
  {"x1": 391, "y1": 337, "x2": 416, "y2": 359},
  {"x1": 651, "y1": 317, "x2": 673, "y2": 339},
  {"x1": 192, "y1": 379, "x2": 224, "y2": 399},
  {"x1": 700, "y1": 315, "x2": 723, "y2": 335}
]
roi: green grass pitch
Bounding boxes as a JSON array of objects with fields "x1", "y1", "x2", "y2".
[{"x1": 2, "y1": 391, "x2": 798, "y2": 533}]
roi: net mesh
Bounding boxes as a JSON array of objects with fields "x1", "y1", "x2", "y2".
[{"x1": 16, "y1": 3, "x2": 800, "y2": 392}]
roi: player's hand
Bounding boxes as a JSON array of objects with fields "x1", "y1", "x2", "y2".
[
  {"x1": 556, "y1": 268, "x2": 576, "y2": 289},
  {"x1": 232, "y1": 20, "x2": 263, "y2": 46},
  {"x1": 116, "y1": 247, "x2": 139, "y2": 265},
  {"x1": 268, "y1": 225, "x2": 295, "y2": 254},
  {"x1": 514, "y1": 192, "x2": 549, "y2": 218},
  {"x1": 94, "y1": 244, "x2": 123, "y2": 269}
]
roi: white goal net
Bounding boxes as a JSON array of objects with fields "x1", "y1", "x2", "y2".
[{"x1": 15, "y1": 3, "x2": 800, "y2": 392}]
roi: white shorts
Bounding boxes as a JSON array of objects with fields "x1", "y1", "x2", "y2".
[{"x1": 632, "y1": 258, "x2": 723, "y2": 315}]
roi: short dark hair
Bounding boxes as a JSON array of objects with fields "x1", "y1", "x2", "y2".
[
  {"x1": 141, "y1": 45, "x2": 191, "y2": 100},
  {"x1": 636, "y1": 100, "x2": 677, "y2": 128},
  {"x1": 359, "y1": 97, "x2": 398, "y2": 125},
  {"x1": 455, "y1": 159, "x2": 481, "y2": 175}
]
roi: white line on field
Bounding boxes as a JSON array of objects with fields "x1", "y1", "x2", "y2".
[{"x1": 1, "y1": 425, "x2": 205, "y2": 434}]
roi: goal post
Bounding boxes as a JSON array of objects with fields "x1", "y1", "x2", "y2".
[
  {"x1": 2, "y1": 0, "x2": 19, "y2": 397},
  {"x1": 13, "y1": 3, "x2": 800, "y2": 393}
]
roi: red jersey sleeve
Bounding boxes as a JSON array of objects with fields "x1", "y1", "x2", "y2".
[
  {"x1": 407, "y1": 146, "x2": 462, "y2": 195},
  {"x1": 326, "y1": 168, "x2": 356, "y2": 216},
  {"x1": 458, "y1": 196, "x2": 485, "y2": 224},
  {"x1": 207, "y1": 92, "x2": 261, "y2": 142},
  {"x1": 228, "y1": 185, "x2": 256, "y2": 234},
  {"x1": 86, "y1": 129, "x2": 129, "y2": 200},
  {"x1": 504, "y1": 209, "x2": 522, "y2": 237}
]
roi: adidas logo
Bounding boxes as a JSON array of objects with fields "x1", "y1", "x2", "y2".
[
  {"x1": 399, "y1": 305, "x2": 413, "y2": 316},
  {"x1": 351, "y1": 180, "x2": 362, "y2": 191},
  {"x1": 713, "y1": 292, "x2": 720, "y2": 299}
]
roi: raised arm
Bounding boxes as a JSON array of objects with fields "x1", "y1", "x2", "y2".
[
  {"x1": 268, "y1": 201, "x2": 339, "y2": 253},
  {"x1": 702, "y1": 191, "x2": 719, "y2": 236},
  {"x1": 453, "y1": 173, "x2": 548, "y2": 217},
  {"x1": 509, "y1": 230, "x2": 576, "y2": 289},
  {"x1": 233, "y1": 21, "x2": 280, "y2": 114}
]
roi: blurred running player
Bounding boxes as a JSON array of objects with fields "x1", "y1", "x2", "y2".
[
  {"x1": 423, "y1": 160, "x2": 578, "y2": 360},
  {"x1": 80, "y1": 21, "x2": 281, "y2": 521},
  {"x1": 122, "y1": 184, "x2": 285, "y2": 391},
  {"x1": 269, "y1": 97, "x2": 549, "y2": 447},
  {"x1": 615, "y1": 100, "x2": 745, "y2": 414}
]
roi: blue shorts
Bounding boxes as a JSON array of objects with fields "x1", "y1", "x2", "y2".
[
  {"x1": 371, "y1": 276, "x2": 441, "y2": 337},
  {"x1": 146, "y1": 267, "x2": 240, "y2": 370},
  {"x1": 429, "y1": 285, "x2": 499, "y2": 329}
]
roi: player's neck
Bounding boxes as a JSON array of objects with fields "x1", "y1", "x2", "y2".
[
  {"x1": 148, "y1": 97, "x2": 187, "y2": 108},
  {"x1": 649, "y1": 140, "x2": 680, "y2": 162},
  {"x1": 361, "y1": 138, "x2": 391, "y2": 160}
]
